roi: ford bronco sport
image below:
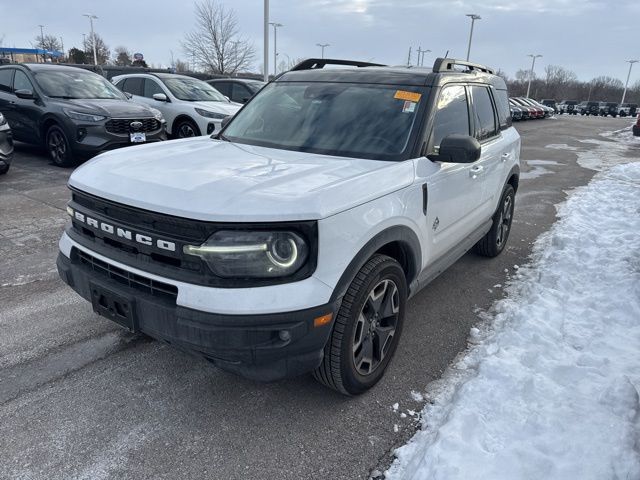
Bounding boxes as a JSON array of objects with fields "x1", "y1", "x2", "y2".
[{"x1": 57, "y1": 58, "x2": 520, "y2": 395}]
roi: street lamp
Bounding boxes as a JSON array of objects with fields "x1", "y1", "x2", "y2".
[
  {"x1": 417, "y1": 47, "x2": 431, "y2": 67},
  {"x1": 526, "y1": 54, "x2": 542, "y2": 98},
  {"x1": 316, "y1": 43, "x2": 330, "y2": 59},
  {"x1": 269, "y1": 22, "x2": 283, "y2": 76},
  {"x1": 465, "y1": 14, "x2": 481, "y2": 61},
  {"x1": 621, "y1": 59, "x2": 639, "y2": 104},
  {"x1": 82, "y1": 14, "x2": 98, "y2": 65},
  {"x1": 38, "y1": 25, "x2": 45, "y2": 62},
  {"x1": 263, "y1": 0, "x2": 269, "y2": 82}
]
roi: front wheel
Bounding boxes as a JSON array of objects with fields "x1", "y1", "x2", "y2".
[
  {"x1": 0, "y1": 164, "x2": 9, "y2": 175},
  {"x1": 474, "y1": 184, "x2": 515, "y2": 258},
  {"x1": 174, "y1": 119, "x2": 200, "y2": 138},
  {"x1": 313, "y1": 254, "x2": 407, "y2": 395},
  {"x1": 46, "y1": 125, "x2": 75, "y2": 167}
]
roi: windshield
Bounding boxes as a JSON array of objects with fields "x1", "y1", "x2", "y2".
[
  {"x1": 164, "y1": 77, "x2": 228, "y2": 102},
  {"x1": 35, "y1": 70, "x2": 125, "y2": 99},
  {"x1": 223, "y1": 82, "x2": 425, "y2": 161}
]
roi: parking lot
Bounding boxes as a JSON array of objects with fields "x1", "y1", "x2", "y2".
[{"x1": 0, "y1": 115, "x2": 636, "y2": 480}]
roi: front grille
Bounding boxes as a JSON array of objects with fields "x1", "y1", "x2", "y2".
[
  {"x1": 75, "y1": 248, "x2": 178, "y2": 301},
  {"x1": 105, "y1": 118, "x2": 161, "y2": 135}
]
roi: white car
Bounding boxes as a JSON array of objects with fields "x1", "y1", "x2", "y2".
[
  {"x1": 58, "y1": 58, "x2": 520, "y2": 395},
  {"x1": 112, "y1": 73, "x2": 242, "y2": 138}
]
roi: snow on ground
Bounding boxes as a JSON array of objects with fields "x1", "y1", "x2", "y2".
[{"x1": 385, "y1": 157, "x2": 640, "y2": 479}]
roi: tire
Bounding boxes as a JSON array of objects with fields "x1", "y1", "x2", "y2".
[
  {"x1": 46, "y1": 125, "x2": 75, "y2": 167},
  {"x1": 474, "y1": 184, "x2": 515, "y2": 258},
  {"x1": 0, "y1": 164, "x2": 8, "y2": 175},
  {"x1": 313, "y1": 254, "x2": 407, "y2": 395},
  {"x1": 174, "y1": 119, "x2": 200, "y2": 138}
]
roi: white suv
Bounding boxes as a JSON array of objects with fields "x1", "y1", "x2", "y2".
[
  {"x1": 58, "y1": 58, "x2": 520, "y2": 395},
  {"x1": 112, "y1": 73, "x2": 242, "y2": 138}
]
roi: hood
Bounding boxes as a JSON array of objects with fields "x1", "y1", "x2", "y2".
[
  {"x1": 69, "y1": 139, "x2": 415, "y2": 222},
  {"x1": 189, "y1": 101, "x2": 242, "y2": 116},
  {"x1": 53, "y1": 98, "x2": 154, "y2": 118}
]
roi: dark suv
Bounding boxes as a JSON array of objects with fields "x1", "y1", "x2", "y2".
[
  {"x1": 579, "y1": 101, "x2": 600, "y2": 116},
  {"x1": 598, "y1": 102, "x2": 618, "y2": 117},
  {"x1": 0, "y1": 64, "x2": 167, "y2": 167},
  {"x1": 207, "y1": 78, "x2": 265, "y2": 104}
]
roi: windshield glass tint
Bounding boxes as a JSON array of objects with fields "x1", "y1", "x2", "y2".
[
  {"x1": 35, "y1": 70, "x2": 125, "y2": 99},
  {"x1": 223, "y1": 82, "x2": 425, "y2": 160},
  {"x1": 164, "y1": 77, "x2": 227, "y2": 102}
]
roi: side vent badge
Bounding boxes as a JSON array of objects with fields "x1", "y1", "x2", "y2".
[{"x1": 432, "y1": 217, "x2": 440, "y2": 231}]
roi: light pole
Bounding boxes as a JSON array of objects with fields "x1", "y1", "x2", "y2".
[
  {"x1": 417, "y1": 47, "x2": 431, "y2": 66},
  {"x1": 263, "y1": 0, "x2": 269, "y2": 82},
  {"x1": 621, "y1": 59, "x2": 639, "y2": 104},
  {"x1": 465, "y1": 14, "x2": 481, "y2": 61},
  {"x1": 269, "y1": 22, "x2": 283, "y2": 75},
  {"x1": 38, "y1": 25, "x2": 45, "y2": 62},
  {"x1": 526, "y1": 54, "x2": 542, "y2": 98},
  {"x1": 83, "y1": 14, "x2": 98, "y2": 65},
  {"x1": 316, "y1": 43, "x2": 330, "y2": 59}
]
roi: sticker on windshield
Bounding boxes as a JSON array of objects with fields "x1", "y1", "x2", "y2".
[
  {"x1": 402, "y1": 101, "x2": 416, "y2": 113},
  {"x1": 394, "y1": 90, "x2": 421, "y2": 102}
]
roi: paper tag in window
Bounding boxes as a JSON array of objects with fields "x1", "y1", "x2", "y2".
[
  {"x1": 394, "y1": 90, "x2": 421, "y2": 102},
  {"x1": 402, "y1": 100, "x2": 417, "y2": 113}
]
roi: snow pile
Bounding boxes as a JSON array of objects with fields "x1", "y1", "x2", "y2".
[{"x1": 386, "y1": 162, "x2": 640, "y2": 480}]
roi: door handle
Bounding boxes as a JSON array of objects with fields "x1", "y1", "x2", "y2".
[
  {"x1": 469, "y1": 165, "x2": 484, "y2": 178},
  {"x1": 501, "y1": 152, "x2": 511, "y2": 162}
]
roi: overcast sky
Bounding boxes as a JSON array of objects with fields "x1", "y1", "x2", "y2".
[{"x1": 1, "y1": 0, "x2": 638, "y2": 82}]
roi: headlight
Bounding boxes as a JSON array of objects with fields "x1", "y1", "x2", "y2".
[
  {"x1": 63, "y1": 109, "x2": 106, "y2": 122},
  {"x1": 194, "y1": 108, "x2": 226, "y2": 120},
  {"x1": 149, "y1": 107, "x2": 164, "y2": 122},
  {"x1": 183, "y1": 230, "x2": 309, "y2": 278},
  {"x1": 0, "y1": 113, "x2": 5, "y2": 126}
]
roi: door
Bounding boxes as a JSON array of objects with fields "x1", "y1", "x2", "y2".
[
  {"x1": 419, "y1": 84, "x2": 487, "y2": 261},
  {"x1": 10, "y1": 69, "x2": 41, "y2": 141},
  {"x1": 0, "y1": 68, "x2": 15, "y2": 126}
]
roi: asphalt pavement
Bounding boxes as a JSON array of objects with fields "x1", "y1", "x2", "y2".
[{"x1": 0, "y1": 115, "x2": 635, "y2": 480}]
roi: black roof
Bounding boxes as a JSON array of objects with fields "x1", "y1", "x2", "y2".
[
  {"x1": 277, "y1": 57, "x2": 506, "y2": 90},
  {"x1": 5, "y1": 63, "x2": 91, "y2": 73},
  {"x1": 208, "y1": 77, "x2": 265, "y2": 84}
]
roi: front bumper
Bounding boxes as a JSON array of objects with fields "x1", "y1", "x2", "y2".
[
  {"x1": 56, "y1": 249, "x2": 339, "y2": 381},
  {"x1": 0, "y1": 127, "x2": 13, "y2": 168}
]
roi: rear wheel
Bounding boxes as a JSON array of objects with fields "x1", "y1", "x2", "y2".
[
  {"x1": 46, "y1": 125, "x2": 75, "y2": 167},
  {"x1": 313, "y1": 254, "x2": 407, "y2": 395},
  {"x1": 474, "y1": 184, "x2": 515, "y2": 258}
]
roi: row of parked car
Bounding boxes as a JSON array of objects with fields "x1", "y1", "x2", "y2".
[
  {"x1": 508, "y1": 97, "x2": 555, "y2": 120},
  {"x1": 0, "y1": 62, "x2": 265, "y2": 171},
  {"x1": 540, "y1": 99, "x2": 637, "y2": 117}
]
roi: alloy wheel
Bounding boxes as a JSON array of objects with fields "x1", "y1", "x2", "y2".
[{"x1": 496, "y1": 194, "x2": 513, "y2": 248}]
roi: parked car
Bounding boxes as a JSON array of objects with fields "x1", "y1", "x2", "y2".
[
  {"x1": 557, "y1": 100, "x2": 579, "y2": 115},
  {"x1": 598, "y1": 102, "x2": 619, "y2": 117},
  {"x1": 579, "y1": 101, "x2": 600, "y2": 116},
  {"x1": 0, "y1": 64, "x2": 166, "y2": 167},
  {"x1": 540, "y1": 99, "x2": 558, "y2": 113},
  {"x1": 510, "y1": 98, "x2": 531, "y2": 119},
  {"x1": 618, "y1": 103, "x2": 637, "y2": 117},
  {"x1": 523, "y1": 98, "x2": 554, "y2": 117},
  {"x1": 510, "y1": 105, "x2": 523, "y2": 121},
  {"x1": 512, "y1": 97, "x2": 543, "y2": 118},
  {"x1": 207, "y1": 78, "x2": 265, "y2": 104},
  {"x1": 0, "y1": 112, "x2": 13, "y2": 174},
  {"x1": 113, "y1": 73, "x2": 242, "y2": 138},
  {"x1": 633, "y1": 113, "x2": 640, "y2": 136},
  {"x1": 57, "y1": 57, "x2": 521, "y2": 395}
]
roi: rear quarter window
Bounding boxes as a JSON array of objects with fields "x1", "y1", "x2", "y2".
[
  {"x1": 0, "y1": 68, "x2": 13, "y2": 93},
  {"x1": 493, "y1": 88, "x2": 512, "y2": 130}
]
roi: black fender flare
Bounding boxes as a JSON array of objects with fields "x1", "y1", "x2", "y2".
[
  {"x1": 505, "y1": 163, "x2": 520, "y2": 192},
  {"x1": 329, "y1": 225, "x2": 422, "y2": 302}
]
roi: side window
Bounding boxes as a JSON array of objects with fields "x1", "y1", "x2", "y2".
[
  {"x1": 231, "y1": 83, "x2": 251, "y2": 102},
  {"x1": 0, "y1": 68, "x2": 14, "y2": 93},
  {"x1": 143, "y1": 79, "x2": 163, "y2": 98},
  {"x1": 121, "y1": 77, "x2": 143, "y2": 96},
  {"x1": 470, "y1": 86, "x2": 498, "y2": 141},
  {"x1": 431, "y1": 84, "x2": 470, "y2": 149},
  {"x1": 13, "y1": 70, "x2": 34, "y2": 92},
  {"x1": 114, "y1": 79, "x2": 125, "y2": 91},
  {"x1": 493, "y1": 88, "x2": 512, "y2": 130},
  {"x1": 213, "y1": 82, "x2": 230, "y2": 97}
]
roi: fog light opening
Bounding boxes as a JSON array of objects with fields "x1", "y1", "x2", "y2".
[{"x1": 278, "y1": 330, "x2": 291, "y2": 342}]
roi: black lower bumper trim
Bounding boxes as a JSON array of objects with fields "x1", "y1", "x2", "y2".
[{"x1": 57, "y1": 251, "x2": 339, "y2": 381}]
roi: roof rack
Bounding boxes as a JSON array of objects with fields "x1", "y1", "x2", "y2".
[
  {"x1": 432, "y1": 57, "x2": 495, "y2": 75},
  {"x1": 289, "y1": 58, "x2": 386, "y2": 71}
]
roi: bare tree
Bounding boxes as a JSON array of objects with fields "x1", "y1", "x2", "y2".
[
  {"x1": 113, "y1": 46, "x2": 132, "y2": 66},
  {"x1": 35, "y1": 34, "x2": 62, "y2": 52},
  {"x1": 175, "y1": 58, "x2": 190, "y2": 72},
  {"x1": 182, "y1": 0, "x2": 255, "y2": 75},
  {"x1": 85, "y1": 33, "x2": 110, "y2": 64}
]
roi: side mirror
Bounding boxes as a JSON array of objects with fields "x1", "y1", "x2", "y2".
[
  {"x1": 123, "y1": 91, "x2": 133, "y2": 99},
  {"x1": 241, "y1": 97, "x2": 249, "y2": 103},
  {"x1": 15, "y1": 89, "x2": 35, "y2": 100},
  {"x1": 433, "y1": 134, "x2": 481, "y2": 163},
  {"x1": 221, "y1": 115, "x2": 232, "y2": 129},
  {"x1": 153, "y1": 93, "x2": 168, "y2": 102}
]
